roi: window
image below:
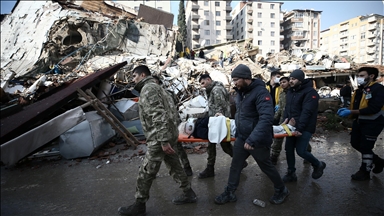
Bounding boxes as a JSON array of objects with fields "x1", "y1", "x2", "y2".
[
  {"x1": 295, "y1": 22, "x2": 303, "y2": 28},
  {"x1": 241, "y1": 18, "x2": 243, "y2": 24},
  {"x1": 314, "y1": 22, "x2": 317, "y2": 28},
  {"x1": 206, "y1": 39, "x2": 210, "y2": 45},
  {"x1": 313, "y1": 39, "x2": 318, "y2": 46},
  {"x1": 271, "y1": 40, "x2": 275, "y2": 46},
  {"x1": 271, "y1": 22, "x2": 275, "y2": 28},
  {"x1": 237, "y1": 31, "x2": 239, "y2": 36},
  {"x1": 258, "y1": 40, "x2": 262, "y2": 45},
  {"x1": 314, "y1": 13, "x2": 318, "y2": 18},
  {"x1": 241, "y1": 10, "x2": 243, "y2": 15},
  {"x1": 295, "y1": 12, "x2": 303, "y2": 18},
  {"x1": 204, "y1": 10, "x2": 209, "y2": 16},
  {"x1": 258, "y1": 3, "x2": 262, "y2": 9},
  {"x1": 258, "y1": 31, "x2": 262, "y2": 36},
  {"x1": 205, "y1": 30, "x2": 210, "y2": 35},
  {"x1": 361, "y1": 32, "x2": 365, "y2": 39},
  {"x1": 271, "y1": 49, "x2": 275, "y2": 54},
  {"x1": 271, "y1": 31, "x2": 275, "y2": 37},
  {"x1": 258, "y1": 22, "x2": 262, "y2": 27},
  {"x1": 270, "y1": 13, "x2": 275, "y2": 19},
  {"x1": 204, "y1": 1, "x2": 208, "y2": 6},
  {"x1": 216, "y1": 11, "x2": 221, "y2": 16},
  {"x1": 241, "y1": 36, "x2": 244, "y2": 39},
  {"x1": 313, "y1": 31, "x2": 317, "y2": 38},
  {"x1": 237, "y1": 23, "x2": 239, "y2": 28},
  {"x1": 241, "y1": 27, "x2": 243, "y2": 32},
  {"x1": 216, "y1": 30, "x2": 221, "y2": 35},
  {"x1": 217, "y1": 40, "x2": 221, "y2": 44},
  {"x1": 270, "y1": 4, "x2": 275, "y2": 9},
  {"x1": 134, "y1": 6, "x2": 139, "y2": 11},
  {"x1": 257, "y1": 12, "x2": 262, "y2": 18},
  {"x1": 236, "y1": 15, "x2": 238, "y2": 20},
  {"x1": 204, "y1": 20, "x2": 210, "y2": 25},
  {"x1": 216, "y1": 21, "x2": 221, "y2": 26},
  {"x1": 215, "y1": 2, "x2": 220, "y2": 6}
]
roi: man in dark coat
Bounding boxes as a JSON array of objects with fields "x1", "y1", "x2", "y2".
[
  {"x1": 282, "y1": 69, "x2": 326, "y2": 183},
  {"x1": 214, "y1": 64, "x2": 289, "y2": 205}
]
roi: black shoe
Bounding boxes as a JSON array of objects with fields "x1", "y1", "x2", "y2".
[
  {"x1": 198, "y1": 165, "x2": 214, "y2": 179},
  {"x1": 269, "y1": 186, "x2": 290, "y2": 204},
  {"x1": 172, "y1": 188, "x2": 197, "y2": 205},
  {"x1": 312, "y1": 161, "x2": 326, "y2": 179},
  {"x1": 184, "y1": 167, "x2": 193, "y2": 176},
  {"x1": 118, "y1": 202, "x2": 146, "y2": 216},
  {"x1": 270, "y1": 155, "x2": 278, "y2": 165},
  {"x1": 214, "y1": 187, "x2": 237, "y2": 205},
  {"x1": 373, "y1": 155, "x2": 384, "y2": 174},
  {"x1": 283, "y1": 170, "x2": 297, "y2": 183},
  {"x1": 351, "y1": 170, "x2": 370, "y2": 181},
  {"x1": 243, "y1": 161, "x2": 248, "y2": 169}
]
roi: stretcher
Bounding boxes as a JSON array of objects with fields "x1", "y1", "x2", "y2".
[{"x1": 178, "y1": 132, "x2": 297, "y2": 143}]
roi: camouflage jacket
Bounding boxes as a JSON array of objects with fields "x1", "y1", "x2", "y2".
[
  {"x1": 134, "y1": 76, "x2": 178, "y2": 146},
  {"x1": 274, "y1": 88, "x2": 287, "y2": 124},
  {"x1": 190, "y1": 81, "x2": 231, "y2": 118},
  {"x1": 165, "y1": 89, "x2": 181, "y2": 125}
]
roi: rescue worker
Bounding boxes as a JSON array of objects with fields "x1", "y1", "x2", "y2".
[
  {"x1": 337, "y1": 67, "x2": 384, "y2": 180},
  {"x1": 152, "y1": 75, "x2": 193, "y2": 176},
  {"x1": 118, "y1": 65, "x2": 197, "y2": 216},
  {"x1": 340, "y1": 80, "x2": 352, "y2": 108},
  {"x1": 214, "y1": 64, "x2": 289, "y2": 205},
  {"x1": 194, "y1": 74, "x2": 247, "y2": 178},
  {"x1": 282, "y1": 69, "x2": 326, "y2": 182}
]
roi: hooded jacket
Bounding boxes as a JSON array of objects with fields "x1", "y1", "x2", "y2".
[
  {"x1": 284, "y1": 79, "x2": 319, "y2": 133},
  {"x1": 134, "y1": 76, "x2": 178, "y2": 146},
  {"x1": 234, "y1": 79, "x2": 274, "y2": 147}
]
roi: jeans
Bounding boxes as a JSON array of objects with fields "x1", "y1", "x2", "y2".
[
  {"x1": 227, "y1": 137, "x2": 284, "y2": 191},
  {"x1": 285, "y1": 131, "x2": 320, "y2": 172}
]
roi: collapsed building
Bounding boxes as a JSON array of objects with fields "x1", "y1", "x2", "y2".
[{"x1": 0, "y1": 1, "x2": 382, "y2": 166}]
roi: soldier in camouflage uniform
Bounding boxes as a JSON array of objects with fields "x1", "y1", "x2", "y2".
[
  {"x1": 153, "y1": 75, "x2": 193, "y2": 176},
  {"x1": 270, "y1": 77, "x2": 312, "y2": 165},
  {"x1": 195, "y1": 74, "x2": 247, "y2": 179},
  {"x1": 118, "y1": 66, "x2": 197, "y2": 216}
]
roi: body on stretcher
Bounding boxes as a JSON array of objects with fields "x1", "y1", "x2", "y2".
[{"x1": 178, "y1": 132, "x2": 297, "y2": 143}]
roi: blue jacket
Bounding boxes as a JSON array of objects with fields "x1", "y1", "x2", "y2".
[
  {"x1": 234, "y1": 79, "x2": 274, "y2": 147},
  {"x1": 284, "y1": 79, "x2": 319, "y2": 133}
]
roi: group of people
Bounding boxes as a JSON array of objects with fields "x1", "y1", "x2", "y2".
[{"x1": 118, "y1": 64, "x2": 384, "y2": 216}]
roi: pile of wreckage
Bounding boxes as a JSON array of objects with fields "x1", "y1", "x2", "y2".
[{"x1": 0, "y1": 1, "x2": 380, "y2": 166}]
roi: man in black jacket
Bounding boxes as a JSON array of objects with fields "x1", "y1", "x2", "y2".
[
  {"x1": 214, "y1": 64, "x2": 289, "y2": 205},
  {"x1": 340, "y1": 80, "x2": 352, "y2": 108},
  {"x1": 282, "y1": 69, "x2": 326, "y2": 182}
]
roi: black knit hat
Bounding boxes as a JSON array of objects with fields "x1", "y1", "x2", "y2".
[
  {"x1": 290, "y1": 69, "x2": 305, "y2": 81},
  {"x1": 231, "y1": 64, "x2": 252, "y2": 79}
]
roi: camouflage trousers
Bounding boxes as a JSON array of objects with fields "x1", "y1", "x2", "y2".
[
  {"x1": 207, "y1": 141, "x2": 233, "y2": 166},
  {"x1": 271, "y1": 137, "x2": 312, "y2": 157},
  {"x1": 135, "y1": 139, "x2": 191, "y2": 203},
  {"x1": 176, "y1": 142, "x2": 191, "y2": 169}
]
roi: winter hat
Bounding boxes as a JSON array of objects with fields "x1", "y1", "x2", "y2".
[
  {"x1": 290, "y1": 69, "x2": 305, "y2": 82},
  {"x1": 231, "y1": 64, "x2": 252, "y2": 79}
]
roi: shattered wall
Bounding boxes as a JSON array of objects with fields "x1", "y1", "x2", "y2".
[{"x1": 1, "y1": 1, "x2": 176, "y2": 78}]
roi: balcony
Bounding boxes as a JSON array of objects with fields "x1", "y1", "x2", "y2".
[
  {"x1": 247, "y1": 9, "x2": 253, "y2": 14},
  {"x1": 247, "y1": 19, "x2": 253, "y2": 23},
  {"x1": 225, "y1": 16, "x2": 232, "y2": 21},
  {"x1": 192, "y1": 34, "x2": 200, "y2": 40},
  {"x1": 226, "y1": 6, "x2": 232, "y2": 12},
  {"x1": 366, "y1": 55, "x2": 375, "y2": 62},
  {"x1": 248, "y1": 28, "x2": 253, "y2": 32},
  {"x1": 291, "y1": 36, "x2": 307, "y2": 40},
  {"x1": 291, "y1": 18, "x2": 303, "y2": 22},
  {"x1": 340, "y1": 46, "x2": 348, "y2": 51},
  {"x1": 280, "y1": 35, "x2": 284, "y2": 41},
  {"x1": 225, "y1": 25, "x2": 232, "y2": 30},
  {"x1": 226, "y1": 34, "x2": 233, "y2": 40},
  {"x1": 367, "y1": 49, "x2": 375, "y2": 54},
  {"x1": 191, "y1": 4, "x2": 199, "y2": 11},
  {"x1": 340, "y1": 25, "x2": 349, "y2": 31},
  {"x1": 192, "y1": 14, "x2": 200, "y2": 20},
  {"x1": 368, "y1": 16, "x2": 377, "y2": 23},
  {"x1": 368, "y1": 24, "x2": 378, "y2": 30},
  {"x1": 367, "y1": 40, "x2": 377, "y2": 47},
  {"x1": 367, "y1": 32, "x2": 377, "y2": 39},
  {"x1": 192, "y1": 24, "x2": 200, "y2": 30}
]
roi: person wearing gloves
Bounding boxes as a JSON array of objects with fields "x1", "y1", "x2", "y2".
[
  {"x1": 282, "y1": 69, "x2": 326, "y2": 183},
  {"x1": 214, "y1": 64, "x2": 289, "y2": 206},
  {"x1": 266, "y1": 71, "x2": 282, "y2": 113},
  {"x1": 337, "y1": 67, "x2": 384, "y2": 180}
]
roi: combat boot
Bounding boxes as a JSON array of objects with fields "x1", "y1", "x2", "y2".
[
  {"x1": 270, "y1": 155, "x2": 278, "y2": 165},
  {"x1": 351, "y1": 169, "x2": 370, "y2": 181},
  {"x1": 269, "y1": 186, "x2": 290, "y2": 204},
  {"x1": 282, "y1": 170, "x2": 297, "y2": 183},
  {"x1": 118, "y1": 201, "x2": 146, "y2": 216},
  {"x1": 312, "y1": 161, "x2": 326, "y2": 179},
  {"x1": 372, "y1": 155, "x2": 384, "y2": 174},
  {"x1": 214, "y1": 187, "x2": 237, "y2": 205},
  {"x1": 184, "y1": 166, "x2": 193, "y2": 176},
  {"x1": 198, "y1": 165, "x2": 214, "y2": 178},
  {"x1": 172, "y1": 188, "x2": 197, "y2": 205}
]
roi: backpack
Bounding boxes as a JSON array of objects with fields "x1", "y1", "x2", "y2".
[{"x1": 192, "y1": 117, "x2": 209, "y2": 139}]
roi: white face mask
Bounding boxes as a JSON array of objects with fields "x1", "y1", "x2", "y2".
[
  {"x1": 357, "y1": 77, "x2": 366, "y2": 86},
  {"x1": 274, "y1": 77, "x2": 281, "y2": 84}
]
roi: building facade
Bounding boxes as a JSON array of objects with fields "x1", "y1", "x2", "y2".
[
  {"x1": 231, "y1": 1, "x2": 283, "y2": 56},
  {"x1": 116, "y1": 0, "x2": 171, "y2": 13},
  {"x1": 281, "y1": 9, "x2": 322, "y2": 56},
  {"x1": 185, "y1": 0, "x2": 232, "y2": 49},
  {"x1": 320, "y1": 14, "x2": 384, "y2": 65}
]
